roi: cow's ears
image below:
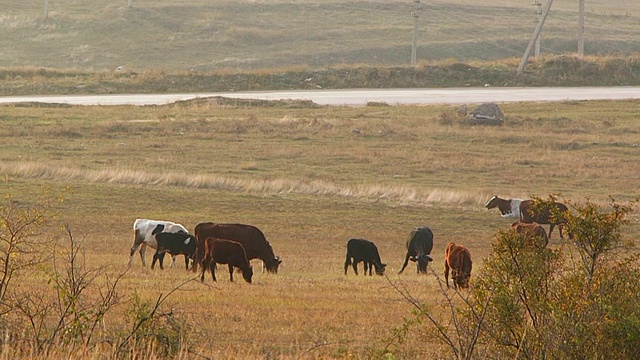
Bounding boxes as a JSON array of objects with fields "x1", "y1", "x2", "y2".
[
  {"x1": 276, "y1": 256, "x2": 282, "y2": 264},
  {"x1": 426, "y1": 255, "x2": 433, "y2": 262},
  {"x1": 409, "y1": 257, "x2": 417, "y2": 262},
  {"x1": 381, "y1": 263, "x2": 387, "y2": 267}
]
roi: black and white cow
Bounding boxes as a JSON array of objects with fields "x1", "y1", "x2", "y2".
[
  {"x1": 152, "y1": 231, "x2": 197, "y2": 270},
  {"x1": 127, "y1": 219, "x2": 188, "y2": 267},
  {"x1": 398, "y1": 227, "x2": 434, "y2": 274},
  {"x1": 344, "y1": 238, "x2": 387, "y2": 276}
]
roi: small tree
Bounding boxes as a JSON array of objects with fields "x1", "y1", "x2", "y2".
[
  {"x1": 564, "y1": 196, "x2": 634, "y2": 281},
  {"x1": 471, "y1": 196, "x2": 639, "y2": 359},
  {"x1": 389, "y1": 196, "x2": 640, "y2": 359},
  {"x1": 472, "y1": 229, "x2": 562, "y2": 359}
]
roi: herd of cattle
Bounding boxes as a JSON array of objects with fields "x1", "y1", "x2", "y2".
[
  {"x1": 126, "y1": 195, "x2": 567, "y2": 289},
  {"x1": 127, "y1": 220, "x2": 281, "y2": 284}
]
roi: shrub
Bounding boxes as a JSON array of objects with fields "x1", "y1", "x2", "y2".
[{"x1": 391, "y1": 196, "x2": 640, "y2": 359}]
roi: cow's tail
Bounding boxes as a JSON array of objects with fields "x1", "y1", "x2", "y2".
[{"x1": 192, "y1": 233, "x2": 203, "y2": 273}]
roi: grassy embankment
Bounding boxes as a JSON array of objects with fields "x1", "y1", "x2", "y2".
[
  {"x1": 2, "y1": 54, "x2": 640, "y2": 96},
  {"x1": 1, "y1": 0, "x2": 640, "y2": 96}
]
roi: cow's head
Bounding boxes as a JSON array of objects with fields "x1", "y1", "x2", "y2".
[
  {"x1": 151, "y1": 224, "x2": 165, "y2": 235},
  {"x1": 484, "y1": 195, "x2": 499, "y2": 210},
  {"x1": 410, "y1": 254, "x2": 433, "y2": 274},
  {"x1": 242, "y1": 265, "x2": 254, "y2": 284},
  {"x1": 264, "y1": 256, "x2": 282, "y2": 274},
  {"x1": 455, "y1": 271, "x2": 471, "y2": 289},
  {"x1": 374, "y1": 263, "x2": 387, "y2": 276}
]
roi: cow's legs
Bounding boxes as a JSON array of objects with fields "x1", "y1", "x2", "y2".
[
  {"x1": 210, "y1": 261, "x2": 217, "y2": 282},
  {"x1": 344, "y1": 254, "x2": 352, "y2": 275},
  {"x1": 199, "y1": 259, "x2": 207, "y2": 282},
  {"x1": 557, "y1": 223, "x2": 565, "y2": 239},
  {"x1": 228, "y1": 264, "x2": 234, "y2": 282},
  {"x1": 352, "y1": 260, "x2": 359, "y2": 275},
  {"x1": 128, "y1": 230, "x2": 141, "y2": 266},
  {"x1": 151, "y1": 252, "x2": 158, "y2": 269},
  {"x1": 138, "y1": 243, "x2": 148, "y2": 267},
  {"x1": 128, "y1": 244, "x2": 138, "y2": 266},
  {"x1": 151, "y1": 252, "x2": 166, "y2": 270},
  {"x1": 444, "y1": 262, "x2": 451, "y2": 288},
  {"x1": 451, "y1": 269, "x2": 458, "y2": 289},
  {"x1": 128, "y1": 239, "x2": 144, "y2": 267},
  {"x1": 191, "y1": 250, "x2": 201, "y2": 273}
]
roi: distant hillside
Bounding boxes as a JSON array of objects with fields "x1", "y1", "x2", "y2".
[{"x1": 0, "y1": 0, "x2": 639, "y2": 72}]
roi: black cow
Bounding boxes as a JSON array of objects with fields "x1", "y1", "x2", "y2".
[
  {"x1": 344, "y1": 238, "x2": 387, "y2": 276},
  {"x1": 152, "y1": 231, "x2": 196, "y2": 270},
  {"x1": 398, "y1": 227, "x2": 434, "y2": 274}
]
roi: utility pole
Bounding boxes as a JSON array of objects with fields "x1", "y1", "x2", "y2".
[
  {"x1": 44, "y1": 0, "x2": 49, "y2": 19},
  {"x1": 533, "y1": 0, "x2": 543, "y2": 57},
  {"x1": 410, "y1": 0, "x2": 421, "y2": 66},
  {"x1": 517, "y1": 0, "x2": 555, "y2": 75},
  {"x1": 577, "y1": 0, "x2": 585, "y2": 57}
]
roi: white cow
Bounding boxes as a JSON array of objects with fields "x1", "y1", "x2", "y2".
[{"x1": 128, "y1": 219, "x2": 188, "y2": 267}]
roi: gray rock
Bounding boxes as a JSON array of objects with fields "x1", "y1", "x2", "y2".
[{"x1": 467, "y1": 103, "x2": 504, "y2": 125}]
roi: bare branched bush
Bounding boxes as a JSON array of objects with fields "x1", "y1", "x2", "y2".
[
  {"x1": 382, "y1": 274, "x2": 488, "y2": 360},
  {"x1": 1, "y1": 188, "x2": 194, "y2": 358},
  {"x1": 0, "y1": 187, "x2": 59, "y2": 314},
  {"x1": 116, "y1": 280, "x2": 194, "y2": 358}
]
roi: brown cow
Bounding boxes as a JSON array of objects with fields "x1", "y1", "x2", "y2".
[
  {"x1": 194, "y1": 223, "x2": 281, "y2": 274},
  {"x1": 511, "y1": 221, "x2": 549, "y2": 248},
  {"x1": 200, "y1": 237, "x2": 253, "y2": 283},
  {"x1": 519, "y1": 200, "x2": 569, "y2": 239},
  {"x1": 444, "y1": 242, "x2": 472, "y2": 289}
]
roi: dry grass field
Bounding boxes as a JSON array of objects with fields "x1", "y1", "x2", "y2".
[{"x1": 0, "y1": 98, "x2": 639, "y2": 358}]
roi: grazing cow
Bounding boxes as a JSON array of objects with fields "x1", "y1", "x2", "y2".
[
  {"x1": 152, "y1": 231, "x2": 197, "y2": 270},
  {"x1": 484, "y1": 195, "x2": 523, "y2": 219},
  {"x1": 194, "y1": 222, "x2": 281, "y2": 274},
  {"x1": 444, "y1": 242, "x2": 473, "y2": 289},
  {"x1": 510, "y1": 221, "x2": 549, "y2": 248},
  {"x1": 200, "y1": 237, "x2": 253, "y2": 283},
  {"x1": 128, "y1": 219, "x2": 188, "y2": 267},
  {"x1": 519, "y1": 200, "x2": 569, "y2": 239},
  {"x1": 398, "y1": 227, "x2": 434, "y2": 274},
  {"x1": 344, "y1": 238, "x2": 387, "y2": 276}
]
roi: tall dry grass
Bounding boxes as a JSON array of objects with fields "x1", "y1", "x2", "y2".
[{"x1": 0, "y1": 161, "x2": 485, "y2": 208}]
